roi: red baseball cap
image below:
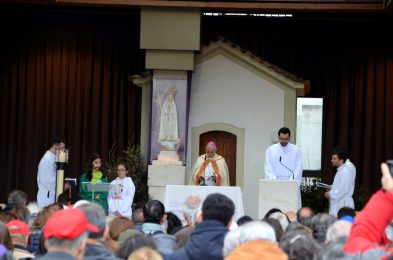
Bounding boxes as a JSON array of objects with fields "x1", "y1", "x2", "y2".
[
  {"x1": 44, "y1": 208, "x2": 99, "y2": 240},
  {"x1": 6, "y1": 220, "x2": 30, "y2": 235}
]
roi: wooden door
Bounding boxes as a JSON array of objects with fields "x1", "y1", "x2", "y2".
[{"x1": 199, "y1": 131, "x2": 237, "y2": 186}]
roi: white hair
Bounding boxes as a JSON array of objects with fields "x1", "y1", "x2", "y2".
[
  {"x1": 26, "y1": 202, "x2": 40, "y2": 214},
  {"x1": 183, "y1": 196, "x2": 201, "y2": 226},
  {"x1": 73, "y1": 200, "x2": 90, "y2": 208},
  {"x1": 326, "y1": 220, "x2": 352, "y2": 243},
  {"x1": 223, "y1": 228, "x2": 241, "y2": 257},
  {"x1": 269, "y1": 211, "x2": 290, "y2": 231},
  {"x1": 238, "y1": 221, "x2": 277, "y2": 243}
]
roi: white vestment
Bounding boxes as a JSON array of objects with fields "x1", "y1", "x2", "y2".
[
  {"x1": 328, "y1": 163, "x2": 355, "y2": 216},
  {"x1": 345, "y1": 159, "x2": 356, "y2": 180},
  {"x1": 37, "y1": 151, "x2": 56, "y2": 208},
  {"x1": 264, "y1": 143, "x2": 303, "y2": 208},
  {"x1": 108, "y1": 176, "x2": 135, "y2": 217},
  {"x1": 190, "y1": 154, "x2": 230, "y2": 186}
]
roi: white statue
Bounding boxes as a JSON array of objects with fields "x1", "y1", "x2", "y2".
[{"x1": 158, "y1": 86, "x2": 180, "y2": 151}]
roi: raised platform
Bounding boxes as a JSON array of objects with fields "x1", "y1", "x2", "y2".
[{"x1": 147, "y1": 164, "x2": 186, "y2": 202}]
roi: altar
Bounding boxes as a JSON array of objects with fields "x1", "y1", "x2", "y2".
[{"x1": 164, "y1": 185, "x2": 244, "y2": 222}]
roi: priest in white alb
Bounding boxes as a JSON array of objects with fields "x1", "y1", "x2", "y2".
[
  {"x1": 190, "y1": 141, "x2": 230, "y2": 186},
  {"x1": 264, "y1": 127, "x2": 303, "y2": 208}
]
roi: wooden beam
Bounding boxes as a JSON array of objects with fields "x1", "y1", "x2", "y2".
[{"x1": 55, "y1": 0, "x2": 384, "y2": 12}]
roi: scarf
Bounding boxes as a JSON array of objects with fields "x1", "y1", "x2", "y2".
[{"x1": 91, "y1": 169, "x2": 103, "y2": 184}]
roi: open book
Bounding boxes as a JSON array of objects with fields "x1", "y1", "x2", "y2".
[
  {"x1": 64, "y1": 177, "x2": 77, "y2": 186},
  {"x1": 316, "y1": 182, "x2": 331, "y2": 189}
]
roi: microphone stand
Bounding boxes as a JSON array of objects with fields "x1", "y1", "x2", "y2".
[{"x1": 279, "y1": 156, "x2": 295, "y2": 180}]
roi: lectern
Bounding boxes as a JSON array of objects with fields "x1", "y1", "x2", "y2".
[
  {"x1": 258, "y1": 179, "x2": 299, "y2": 219},
  {"x1": 81, "y1": 182, "x2": 112, "y2": 201}
]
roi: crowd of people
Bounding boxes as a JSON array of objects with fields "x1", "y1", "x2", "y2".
[
  {"x1": 0, "y1": 129, "x2": 386, "y2": 259},
  {"x1": 0, "y1": 162, "x2": 392, "y2": 259}
]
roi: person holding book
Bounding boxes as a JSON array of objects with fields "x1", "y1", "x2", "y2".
[
  {"x1": 79, "y1": 153, "x2": 109, "y2": 213},
  {"x1": 107, "y1": 162, "x2": 135, "y2": 217},
  {"x1": 324, "y1": 147, "x2": 356, "y2": 216}
]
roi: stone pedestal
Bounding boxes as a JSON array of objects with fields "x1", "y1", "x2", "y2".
[
  {"x1": 152, "y1": 151, "x2": 183, "y2": 166},
  {"x1": 258, "y1": 179, "x2": 299, "y2": 219},
  {"x1": 148, "y1": 164, "x2": 186, "y2": 203}
]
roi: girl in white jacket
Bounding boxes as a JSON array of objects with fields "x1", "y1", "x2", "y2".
[{"x1": 107, "y1": 162, "x2": 135, "y2": 217}]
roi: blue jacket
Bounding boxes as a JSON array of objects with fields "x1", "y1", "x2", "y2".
[
  {"x1": 141, "y1": 222, "x2": 176, "y2": 259},
  {"x1": 171, "y1": 220, "x2": 229, "y2": 260},
  {"x1": 27, "y1": 228, "x2": 42, "y2": 255}
]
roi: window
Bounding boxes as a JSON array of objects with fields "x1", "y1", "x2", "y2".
[{"x1": 296, "y1": 98, "x2": 323, "y2": 171}]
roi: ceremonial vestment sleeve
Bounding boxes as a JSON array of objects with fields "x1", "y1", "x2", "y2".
[
  {"x1": 264, "y1": 147, "x2": 277, "y2": 180},
  {"x1": 293, "y1": 149, "x2": 303, "y2": 181},
  {"x1": 37, "y1": 154, "x2": 56, "y2": 191},
  {"x1": 190, "y1": 156, "x2": 205, "y2": 185},
  {"x1": 220, "y1": 158, "x2": 230, "y2": 186}
]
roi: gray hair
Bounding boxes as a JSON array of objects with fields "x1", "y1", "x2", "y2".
[
  {"x1": 310, "y1": 213, "x2": 337, "y2": 243},
  {"x1": 7, "y1": 190, "x2": 27, "y2": 206},
  {"x1": 326, "y1": 220, "x2": 352, "y2": 243},
  {"x1": 46, "y1": 232, "x2": 88, "y2": 254},
  {"x1": 238, "y1": 221, "x2": 276, "y2": 243},
  {"x1": 76, "y1": 203, "x2": 107, "y2": 239},
  {"x1": 279, "y1": 231, "x2": 322, "y2": 260},
  {"x1": 322, "y1": 236, "x2": 348, "y2": 260},
  {"x1": 132, "y1": 208, "x2": 144, "y2": 225}
]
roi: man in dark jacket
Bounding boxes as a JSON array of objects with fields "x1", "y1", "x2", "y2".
[
  {"x1": 76, "y1": 203, "x2": 118, "y2": 260},
  {"x1": 171, "y1": 193, "x2": 235, "y2": 260}
]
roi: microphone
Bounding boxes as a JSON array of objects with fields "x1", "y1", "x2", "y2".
[{"x1": 279, "y1": 156, "x2": 295, "y2": 180}]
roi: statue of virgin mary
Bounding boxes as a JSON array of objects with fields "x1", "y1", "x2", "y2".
[{"x1": 158, "y1": 86, "x2": 180, "y2": 150}]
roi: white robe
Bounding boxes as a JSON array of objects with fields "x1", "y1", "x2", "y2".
[
  {"x1": 108, "y1": 176, "x2": 135, "y2": 217},
  {"x1": 264, "y1": 143, "x2": 303, "y2": 208},
  {"x1": 345, "y1": 159, "x2": 356, "y2": 180},
  {"x1": 37, "y1": 151, "x2": 57, "y2": 208},
  {"x1": 328, "y1": 163, "x2": 355, "y2": 216}
]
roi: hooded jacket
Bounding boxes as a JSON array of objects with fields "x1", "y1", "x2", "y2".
[
  {"x1": 171, "y1": 220, "x2": 229, "y2": 260},
  {"x1": 84, "y1": 240, "x2": 118, "y2": 260}
]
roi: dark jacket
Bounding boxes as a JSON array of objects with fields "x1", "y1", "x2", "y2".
[
  {"x1": 171, "y1": 220, "x2": 229, "y2": 260},
  {"x1": 84, "y1": 240, "x2": 118, "y2": 260},
  {"x1": 27, "y1": 228, "x2": 42, "y2": 255},
  {"x1": 141, "y1": 223, "x2": 176, "y2": 259},
  {"x1": 35, "y1": 251, "x2": 75, "y2": 260}
]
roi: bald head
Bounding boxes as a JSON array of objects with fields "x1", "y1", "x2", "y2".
[
  {"x1": 205, "y1": 142, "x2": 217, "y2": 158},
  {"x1": 297, "y1": 207, "x2": 314, "y2": 225}
]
